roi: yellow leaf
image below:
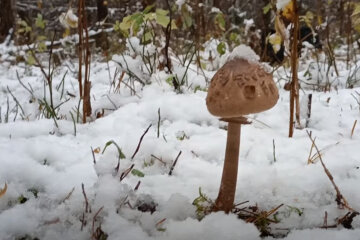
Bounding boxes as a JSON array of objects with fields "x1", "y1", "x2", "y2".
[
  {"x1": 352, "y1": 3, "x2": 360, "y2": 33},
  {"x1": 268, "y1": 33, "x2": 282, "y2": 53},
  {"x1": 0, "y1": 183, "x2": 7, "y2": 198},
  {"x1": 281, "y1": 1, "x2": 294, "y2": 22}
]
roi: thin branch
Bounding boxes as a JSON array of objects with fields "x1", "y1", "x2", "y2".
[
  {"x1": 91, "y1": 206, "x2": 104, "y2": 239},
  {"x1": 131, "y1": 124, "x2": 152, "y2": 160},
  {"x1": 81, "y1": 183, "x2": 90, "y2": 213},
  {"x1": 91, "y1": 147, "x2": 96, "y2": 164},
  {"x1": 120, "y1": 164, "x2": 135, "y2": 181},
  {"x1": 169, "y1": 151, "x2": 182, "y2": 176},
  {"x1": 60, "y1": 187, "x2": 75, "y2": 204}
]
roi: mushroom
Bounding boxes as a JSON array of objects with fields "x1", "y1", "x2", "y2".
[{"x1": 206, "y1": 57, "x2": 279, "y2": 213}]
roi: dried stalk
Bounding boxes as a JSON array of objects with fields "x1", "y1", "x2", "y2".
[
  {"x1": 289, "y1": 0, "x2": 300, "y2": 137},
  {"x1": 81, "y1": 183, "x2": 91, "y2": 213},
  {"x1": 120, "y1": 164, "x2": 135, "y2": 181},
  {"x1": 306, "y1": 131, "x2": 356, "y2": 212},
  {"x1": 351, "y1": 120, "x2": 357, "y2": 138},
  {"x1": 169, "y1": 151, "x2": 182, "y2": 176},
  {"x1": 60, "y1": 187, "x2": 75, "y2": 204},
  {"x1": 91, "y1": 206, "x2": 104, "y2": 239},
  {"x1": 131, "y1": 124, "x2": 152, "y2": 160},
  {"x1": 134, "y1": 181, "x2": 141, "y2": 191}
]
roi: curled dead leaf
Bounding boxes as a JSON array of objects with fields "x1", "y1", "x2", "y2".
[
  {"x1": 93, "y1": 147, "x2": 101, "y2": 154},
  {"x1": 0, "y1": 183, "x2": 7, "y2": 198}
]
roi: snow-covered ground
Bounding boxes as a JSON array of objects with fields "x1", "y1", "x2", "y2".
[{"x1": 0, "y1": 46, "x2": 360, "y2": 240}]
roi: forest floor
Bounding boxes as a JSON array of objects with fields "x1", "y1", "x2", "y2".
[{"x1": 0, "y1": 43, "x2": 360, "y2": 239}]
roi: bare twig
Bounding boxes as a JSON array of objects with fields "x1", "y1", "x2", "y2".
[
  {"x1": 157, "y1": 108, "x2": 161, "y2": 138},
  {"x1": 351, "y1": 120, "x2": 357, "y2": 138},
  {"x1": 134, "y1": 181, "x2": 141, "y2": 191},
  {"x1": 234, "y1": 200, "x2": 250, "y2": 208},
  {"x1": 169, "y1": 151, "x2": 182, "y2": 176},
  {"x1": 91, "y1": 147, "x2": 96, "y2": 164},
  {"x1": 120, "y1": 164, "x2": 135, "y2": 181},
  {"x1": 81, "y1": 183, "x2": 91, "y2": 213},
  {"x1": 323, "y1": 211, "x2": 328, "y2": 229},
  {"x1": 151, "y1": 154, "x2": 166, "y2": 165},
  {"x1": 131, "y1": 124, "x2": 152, "y2": 160},
  {"x1": 60, "y1": 187, "x2": 75, "y2": 204},
  {"x1": 253, "y1": 204, "x2": 284, "y2": 224},
  {"x1": 80, "y1": 212, "x2": 86, "y2": 231},
  {"x1": 91, "y1": 206, "x2": 104, "y2": 239},
  {"x1": 306, "y1": 94, "x2": 312, "y2": 128},
  {"x1": 156, "y1": 218, "x2": 166, "y2": 229}
]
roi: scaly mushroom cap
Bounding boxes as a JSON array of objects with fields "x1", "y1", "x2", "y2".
[{"x1": 206, "y1": 58, "x2": 279, "y2": 118}]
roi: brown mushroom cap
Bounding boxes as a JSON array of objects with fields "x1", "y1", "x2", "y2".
[{"x1": 206, "y1": 58, "x2": 279, "y2": 118}]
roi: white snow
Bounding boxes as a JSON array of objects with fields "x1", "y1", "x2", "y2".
[
  {"x1": 277, "y1": 0, "x2": 291, "y2": 10},
  {"x1": 225, "y1": 44, "x2": 260, "y2": 63},
  {"x1": 0, "y1": 40, "x2": 360, "y2": 240}
]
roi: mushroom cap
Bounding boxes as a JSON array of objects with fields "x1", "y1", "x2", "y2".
[{"x1": 206, "y1": 58, "x2": 279, "y2": 118}]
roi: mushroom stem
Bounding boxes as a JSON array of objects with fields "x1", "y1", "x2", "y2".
[{"x1": 215, "y1": 121, "x2": 241, "y2": 213}]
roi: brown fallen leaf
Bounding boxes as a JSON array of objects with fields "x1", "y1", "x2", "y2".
[
  {"x1": 93, "y1": 147, "x2": 101, "y2": 154},
  {"x1": 0, "y1": 183, "x2": 7, "y2": 198}
]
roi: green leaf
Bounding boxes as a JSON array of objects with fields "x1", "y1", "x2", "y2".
[
  {"x1": 165, "y1": 75, "x2": 174, "y2": 86},
  {"x1": 156, "y1": 12, "x2": 170, "y2": 28},
  {"x1": 263, "y1": 3, "x2": 272, "y2": 14},
  {"x1": 38, "y1": 42, "x2": 47, "y2": 52},
  {"x1": 130, "y1": 12, "x2": 144, "y2": 25},
  {"x1": 26, "y1": 53, "x2": 36, "y2": 66},
  {"x1": 156, "y1": 8, "x2": 169, "y2": 16},
  {"x1": 183, "y1": 14, "x2": 193, "y2": 28},
  {"x1": 352, "y1": 3, "x2": 360, "y2": 33},
  {"x1": 114, "y1": 20, "x2": 121, "y2": 31},
  {"x1": 215, "y1": 13, "x2": 226, "y2": 31},
  {"x1": 17, "y1": 20, "x2": 32, "y2": 33},
  {"x1": 142, "y1": 31, "x2": 153, "y2": 43},
  {"x1": 181, "y1": 4, "x2": 193, "y2": 29},
  {"x1": 229, "y1": 32, "x2": 238, "y2": 42},
  {"x1": 131, "y1": 169, "x2": 145, "y2": 177},
  {"x1": 144, "y1": 12, "x2": 156, "y2": 21},
  {"x1": 143, "y1": 4, "x2": 155, "y2": 14},
  {"x1": 216, "y1": 42, "x2": 226, "y2": 56},
  {"x1": 35, "y1": 13, "x2": 46, "y2": 29},
  {"x1": 102, "y1": 140, "x2": 126, "y2": 161},
  {"x1": 119, "y1": 15, "x2": 133, "y2": 31},
  {"x1": 37, "y1": 35, "x2": 47, "y2": 41}
]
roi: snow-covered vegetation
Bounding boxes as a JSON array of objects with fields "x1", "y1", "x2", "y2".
[{"x1": 0, "y1": 0, "x2": 360, "y2": 239}]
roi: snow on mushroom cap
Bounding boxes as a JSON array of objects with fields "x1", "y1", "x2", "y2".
[
  {"x1": 222, "y1": 44, "x2": 271, "y2": 73},
  {"x1": 226, "y1": 44, "x2": 260, "y2": 64}
]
